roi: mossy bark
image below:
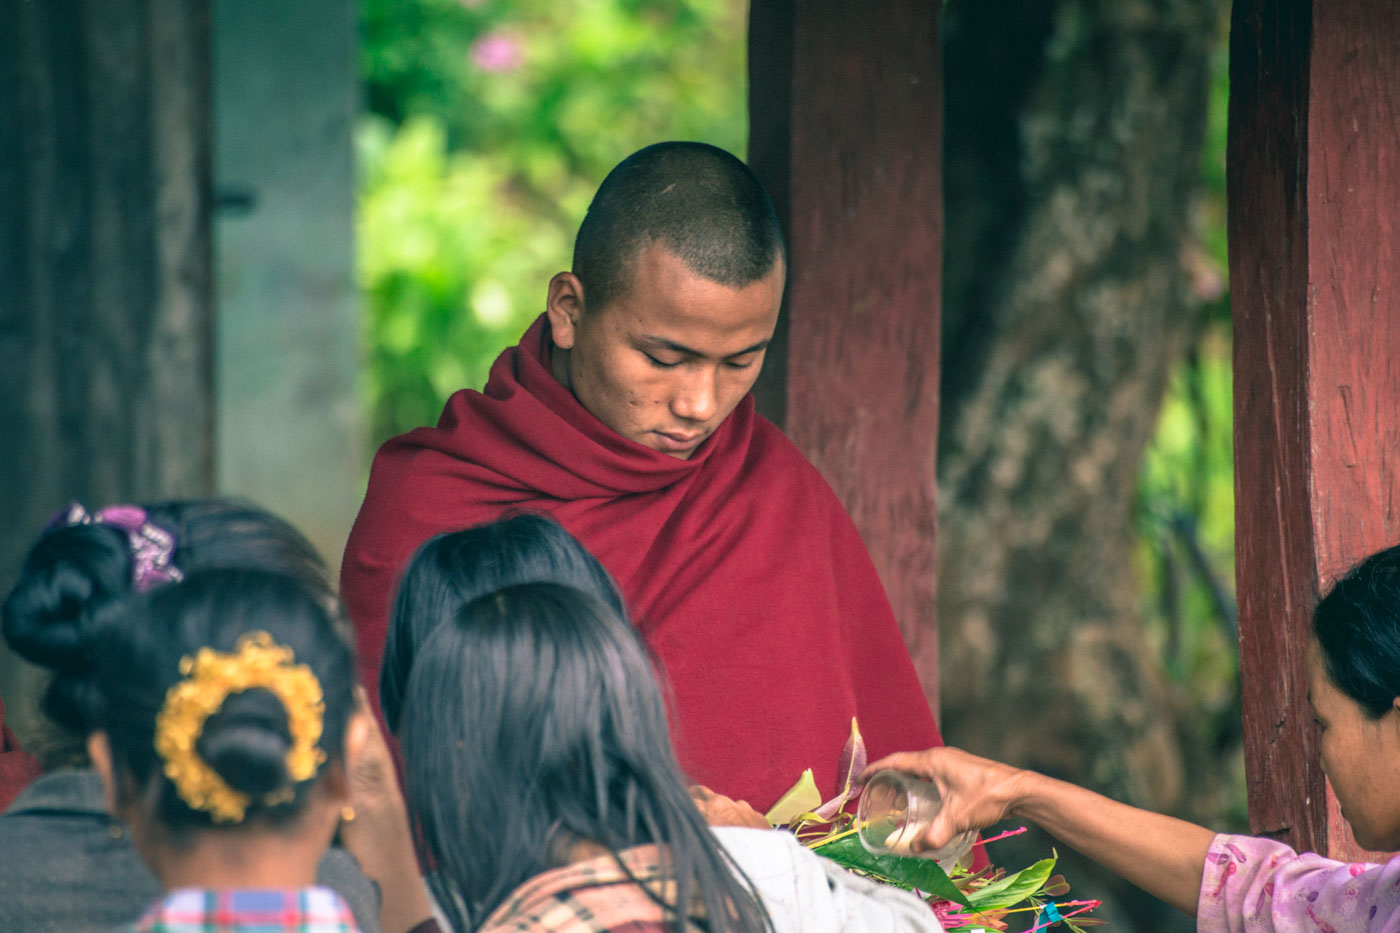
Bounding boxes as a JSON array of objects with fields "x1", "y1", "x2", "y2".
[{"x1": 938, "y1": 2, "x2": 1224, "y2": 927}]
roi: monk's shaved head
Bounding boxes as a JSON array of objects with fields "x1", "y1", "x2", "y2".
[{"x1": 572, "y1": 142, "x2": 786, "y2": 314}]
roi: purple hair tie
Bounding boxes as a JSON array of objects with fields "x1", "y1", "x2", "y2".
[{"x1": 45, "y1": 501, "x2": 184, "y2": 592}]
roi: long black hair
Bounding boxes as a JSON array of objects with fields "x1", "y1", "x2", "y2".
[
  {"x1": 380, "y1": 512, "x2": 626, "y2": 732},
  {"x1": 397, "y1": 581, "x2": 768, "y2": 933},
  {"x1": 92, "y1": 568, "x2": 357, "y2": 835},
  {"x1": 1313, "y1": 542, "x2": 1400, "y2": 717},
  {"x1": 2, "y1": 499, "x2": 337, "y2": 768}
]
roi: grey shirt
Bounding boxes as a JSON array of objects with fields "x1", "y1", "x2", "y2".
[{"x1": 0, "y1": 770, "x2": 383, "y2": 932}]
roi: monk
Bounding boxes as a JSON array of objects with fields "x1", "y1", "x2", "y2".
[{"x1": 341, "y1": 141, "x2": 945, "y2": 811}]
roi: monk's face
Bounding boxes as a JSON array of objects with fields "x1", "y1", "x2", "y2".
[{"x1": 547, "y1": 243, "x2": 784, "y2": 459}]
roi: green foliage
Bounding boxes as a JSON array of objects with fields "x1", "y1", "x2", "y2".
[
  {"x1": 1136, "y1": 329, "x2": 1235, "y2": 693},
  {"x1": 1135, "y1": 26, "x2": 1234, "y2": 675},
  {"x1": 964, "y1": 856, "x2": 1055, "y2": 911},
  {"x1": 359, "y1": 0, "x2": 747, "y2": 445},
  {"x1": 812, "y1": 833, "x2": 971, "y2": 909},
  {"x1": 811, "y1": 837, "x2": 1088, "y2": 933},
  {"x1": 1132, "y1": 23, "x2": 1243, "y2": 827},
  {"x1": 357, "y1": 116, "x2": 573, "y2": 442}
]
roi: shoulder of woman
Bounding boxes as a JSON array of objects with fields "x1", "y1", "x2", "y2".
[{"x1": 1199, "y1": 832, "x2": 1400, "y2": 933}]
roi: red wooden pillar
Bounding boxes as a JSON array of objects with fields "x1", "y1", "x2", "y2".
[
  {"x1": 1231, "y1": 0, "x2": 1400, "y2": 859},
  {"x1": 747, "y1": 2, "x2": 944, "y2": 719}
]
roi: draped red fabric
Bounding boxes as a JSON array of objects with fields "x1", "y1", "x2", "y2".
[
  {"x1": 0, "y1": 697, "x2": 41, "y2": 811},
  {"x1": 341, "y1": 315, "x2": 943, "y2": 811}
]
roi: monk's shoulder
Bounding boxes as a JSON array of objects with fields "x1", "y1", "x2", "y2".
[
  {"x1": 353, "y1": 391, "x2": 510, "y2": 543},
  {"x1": 743, "y1": 414, "x2": 844, "y2": 502},
  {"x1": 367, "y1": 389, "x2": 493, "y2": 476}
]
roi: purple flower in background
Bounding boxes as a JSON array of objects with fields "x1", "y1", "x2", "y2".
[{"x1": 471, "y1": 33, "x2": 521, "y2": 73}]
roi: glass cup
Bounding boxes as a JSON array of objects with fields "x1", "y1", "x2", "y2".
[{"x1": 857, "y1": 769, "x2": 976, "y2": 867}]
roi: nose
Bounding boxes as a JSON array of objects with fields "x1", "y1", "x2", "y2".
[{"x1": 671, "y1": 367, "x2": 719, "y2": 423}]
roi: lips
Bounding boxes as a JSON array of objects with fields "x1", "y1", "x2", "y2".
[{"x1": 652, "y1": 431, "x2": 705, "y2": 453}]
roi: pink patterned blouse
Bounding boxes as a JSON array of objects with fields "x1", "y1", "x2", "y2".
[{"x1": 1198, "y1": 832, "x2": 1400, "y2": 932}]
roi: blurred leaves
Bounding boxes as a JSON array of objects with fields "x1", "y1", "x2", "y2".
[
  {"x1": 359, "y1": 0, "x2": 747, "y2": 445},
  {"x1": 1132, "y1": 29, "x2": 1242, "y2": 826}
]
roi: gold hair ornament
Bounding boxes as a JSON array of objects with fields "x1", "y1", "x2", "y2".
[{"x1": 154, "y1": 631, "x2": 326, "y2": 823}]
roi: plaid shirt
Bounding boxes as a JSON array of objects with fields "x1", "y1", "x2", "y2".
[
  {"x1": 134, "y1": 887, "x2": 362, "y2": 932},
  {"x1": 477, "y1": 844, "x2": 699, "y2": 933}
]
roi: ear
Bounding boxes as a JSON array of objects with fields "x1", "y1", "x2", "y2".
[
  {"x1": 87, "y1": 731, "x2": 120, "y2": 816},
  {"x1": 325, "y1": 711, "x2": 373, "y2": 804},
  {"x1": 344, "y1": 710, "x2": 371, "y2": 772},
  {"x1": 546, "y1": 272, "x2": 587, "y2": 350}
]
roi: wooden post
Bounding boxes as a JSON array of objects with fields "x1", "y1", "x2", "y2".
[
  {"x1": 0, "y1": 0, "x2": 214, "y2": 744},
  {"x1": 212, "y1": 0, "x2": 364, "y2": 565},
  {"x1": 748, "y1": 1, "x2": 944, "y2": 719},
  {"x1": 1231, "y1": 0, "x2": 1400, "y2": 859}
]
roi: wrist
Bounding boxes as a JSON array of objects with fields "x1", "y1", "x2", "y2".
[
  {"x1": 1001, "y1": 767, "x2": 1043, "y2": 819},
  {"x1": 379, "y1": 871, "x2": 435, "y2": 933}
]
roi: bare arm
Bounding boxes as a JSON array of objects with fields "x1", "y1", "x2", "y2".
[{"x1": 863, "y1": 747, "x2": 1215, "y2": 916}]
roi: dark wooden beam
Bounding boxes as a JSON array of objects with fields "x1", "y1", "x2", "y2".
[
  {"x1": 1231, "y1": 0, "x2": 1400, "y2": 859},
  {"x1": 748, "y1": 1, "x2": 944, "y2": 719},
  {"x1": 0, "y1": 0, "x2": 214, "y2": 744}
]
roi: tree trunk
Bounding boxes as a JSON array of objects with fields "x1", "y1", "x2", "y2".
[{"x1": 938, "y1": 0, "x2": 1222, "y2": 926}]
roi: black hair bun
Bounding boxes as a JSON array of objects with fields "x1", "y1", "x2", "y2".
[
  {"x1": 194, "y1": 688, "x2": 294, "y2": 799},
  {"x1": 2, "y1": 524, "x2": 132, "y2": 673}
]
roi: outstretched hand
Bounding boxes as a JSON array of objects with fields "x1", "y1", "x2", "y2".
[
  {"x1": 864, "y1": 745, "x2": 1215, "y2": 916},
  {"x1": 860, "y1": 746, "x2": 1029, "y2": 854}
]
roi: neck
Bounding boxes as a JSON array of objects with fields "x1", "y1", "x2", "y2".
[
  {"x1": 550, "y1": 343, "x2": 573, "y2": 390},
  {"x1": 562, "y1": 837, "x2": 610, "y2": 865},
  {"x1": 147, "y1": 822, "x2": 328, "y2": 892}
]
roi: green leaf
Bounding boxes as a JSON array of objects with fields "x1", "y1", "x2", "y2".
[
  {"x1": 965, "y1": 856, "x2": 1056, "y2": 911},
  {"x1": 765, "y1": 769, "x2": 822, "y2": 826},
  {"x1": 813, "y1": 833, "x2": 972, "y2": 909}
]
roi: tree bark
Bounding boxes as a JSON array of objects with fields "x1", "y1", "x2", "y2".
[{"x1": 938, "y1": 1, "x2": 1222, "y2": 925}]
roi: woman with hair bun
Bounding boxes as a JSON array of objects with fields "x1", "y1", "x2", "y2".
[
  {"x1": 89, "y1": 567, "x2": 370, "y2": 931},
  {"x1": 0, "y1": 500, "x2": 382, "y2": 932}
]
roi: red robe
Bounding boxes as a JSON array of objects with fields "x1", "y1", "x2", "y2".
[
  {"x1": 341, "y1": 316, "x2": 943, "y2": 811},
  {"x1": 0, "y1": 697, "x2": 40, "y2": 811}
]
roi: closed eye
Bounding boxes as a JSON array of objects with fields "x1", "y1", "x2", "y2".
[
  {"x1": 644, "y1": 353, "x2": 682, "y2": 369},
  {"x1": 724, "y1": 353, "x2": 762, "y2": 370}
]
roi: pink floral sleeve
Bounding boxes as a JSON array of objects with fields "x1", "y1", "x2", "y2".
[{"x1": 1198, "y1": 832, "x2": 1400, "y2": 932}]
